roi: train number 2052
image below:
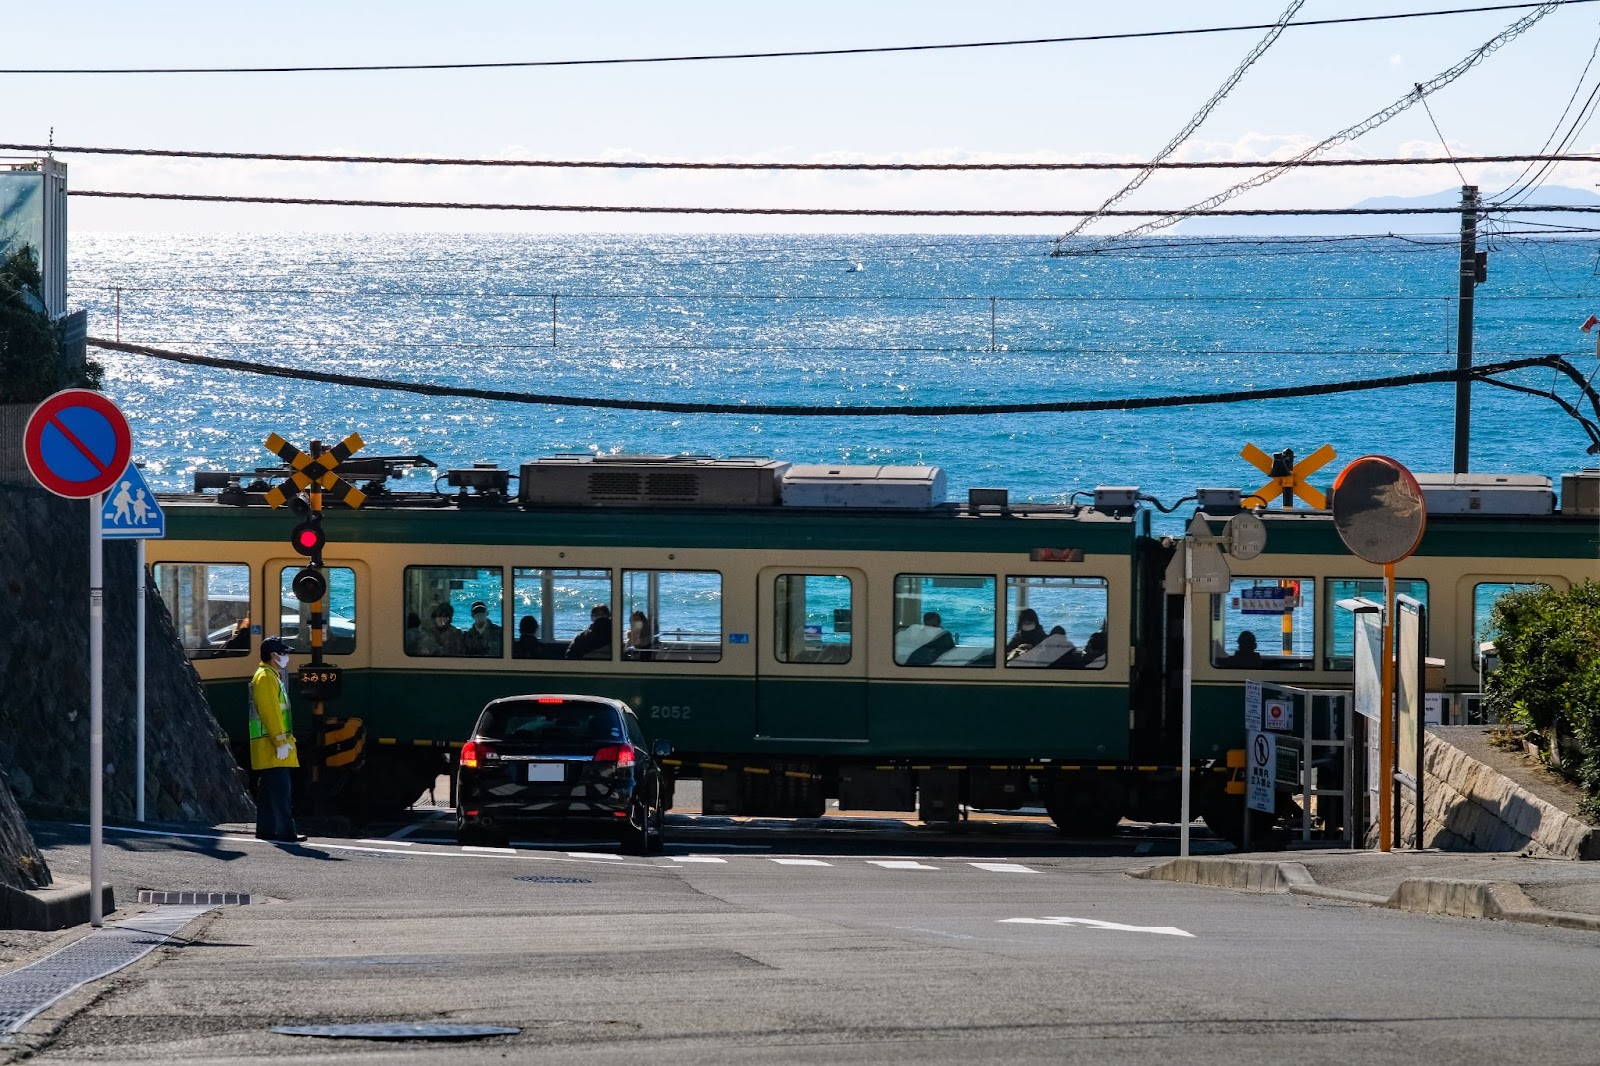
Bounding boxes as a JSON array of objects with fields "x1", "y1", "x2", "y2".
[{"x1": 650, "y1": 705, "x2": 692, "y2": 720}]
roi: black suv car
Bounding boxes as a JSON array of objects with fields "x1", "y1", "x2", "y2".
[{"x1": 455, "y1": 694, "x2": 670, "y2": 854}]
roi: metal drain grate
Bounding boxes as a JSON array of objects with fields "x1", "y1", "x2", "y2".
[
  {"x1": 0, "y1": 905, "x2": 211, "y2": 1036},
  {"x1": 513, "y1": 875, "x2": 592, "y2": 884},
  {"x1": 273, "y1": 1022, "x2": 520, "y2": 1041}
]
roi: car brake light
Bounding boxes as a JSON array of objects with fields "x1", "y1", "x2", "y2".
[
  {"x1": 460, "y1": 740, "x2": 480, "y2": 769},
  {"x1": 593, "y1": 744, "x2": 636, "y2": 767},
  {"x1": 536, "y1": 697, "x2": 564, "y2": 704}
]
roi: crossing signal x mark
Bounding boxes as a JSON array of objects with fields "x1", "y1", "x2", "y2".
[
  {"x1": 262, "y1": 432, "x2": 368, "y2": 510},
  {"x1": 1241, "y1": 442, "x2": 1336, "y2": 509}
]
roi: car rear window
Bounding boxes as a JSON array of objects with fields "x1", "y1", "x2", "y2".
[{"x1": 475, "y1": 700, "x2": 624, "y2": 746}]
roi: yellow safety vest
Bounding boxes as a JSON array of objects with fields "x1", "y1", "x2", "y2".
[{"x1": 248, "y1": 664, "x2": 299, "y2": 770}]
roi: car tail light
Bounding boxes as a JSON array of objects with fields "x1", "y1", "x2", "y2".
[
  {"x1": 593, "y1": 744, "x2": 636, "y2": 767},
  {"x1": 461, "y1": 740, "x2": 480, "y2": 769}
]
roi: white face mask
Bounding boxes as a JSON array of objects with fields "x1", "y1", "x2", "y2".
[
  {"x1": 273, "y1": 653, "x2": 290, "y2": 669},
  {"x1": 1021, "y1": 623, "x2": 1037, "y2": 632}
]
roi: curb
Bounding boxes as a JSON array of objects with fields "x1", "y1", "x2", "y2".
[
  {"x1": 0, "y1": 879, "x2": 117, "y2": 931},
  {"x1": 1130, "y1": 859, "x2": 1600, "y2": 932}
]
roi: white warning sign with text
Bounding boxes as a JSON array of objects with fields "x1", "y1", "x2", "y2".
[{"x1": 1247, "y1": 729, "x2": 1276, "y2": 813}]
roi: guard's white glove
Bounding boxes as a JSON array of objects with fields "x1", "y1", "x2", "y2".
[{"x1": 275, "y1": 743, "x2": 290, "y2": 761}]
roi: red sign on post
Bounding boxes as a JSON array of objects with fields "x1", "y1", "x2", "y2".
[{"x1": 23, "y1": 390, "x2": 132, "y2": 500}]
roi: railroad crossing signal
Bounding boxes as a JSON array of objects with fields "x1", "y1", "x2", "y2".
[
  {"x1": 1241, "y1": 442, "x2": 1336, "y2": 509},
  {"x1": 262, "y1": 432, "x2": 368, "y2": 510},
  {"x1": 262, "y1": 431, "x2": 367, "y2": 800}
]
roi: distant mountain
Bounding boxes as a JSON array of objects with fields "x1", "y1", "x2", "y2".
[{"x1": 1171, "y1": 184, "x2": 1600, "y2": 237}]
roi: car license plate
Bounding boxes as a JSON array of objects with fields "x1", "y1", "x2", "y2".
[{"x1": 527, "y1": 763, "x2": 565, "y2": 783}]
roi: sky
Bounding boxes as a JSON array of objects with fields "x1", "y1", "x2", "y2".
[{"x1": 7, "y1": 0, "x2": 1600, "y2": 233}]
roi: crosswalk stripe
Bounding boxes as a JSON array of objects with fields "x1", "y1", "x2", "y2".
[
  {"x1": 461, "y1": 845, "x2": 515, "y2": 854},
  {"x1": 671, "y1": 856, "x2": 728, "y2": 863},
  {"x1": 566, "y1": 851, "x2": 625, "y2": 860},
  {"x1": 769, "y1": 858, "x2": 832, "y2": 866},
  {"x1": 867, "y1": 860, "x2": 938, "y2": 870},
  {"x1": 968, "y1": 862, "x2": 1037, "y2": 873}
]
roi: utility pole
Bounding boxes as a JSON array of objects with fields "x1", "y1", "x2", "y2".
[{"x1": 1453, "y1": 185, "x2": 1485, "y2": 474}]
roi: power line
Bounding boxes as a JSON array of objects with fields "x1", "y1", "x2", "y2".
[
  {"x1": 11, "y1": 142, "x2": 1600, "y2": 171},
  {"x1": 86, "y1": 336, "x2": 1566, "y2": 417},
  {"x1": 1058, "y1": 0, "x2": 1306, "y2": 242},
  {"x1": 1113, "y1": 1, "x2": 1564, "y2": 239},
  {"x1": 66, "y1": 189, "x2": 1600, "y2": 217},
  {"x1": 82, "y1": 284, "x2": 1456, "y2": 301},
  {"x1": 5, "y1": 3, "x2": 1590, "y2": 75}
]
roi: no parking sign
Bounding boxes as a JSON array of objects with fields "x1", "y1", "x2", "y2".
[
  {"x1": 19, "y1": 388, "x2": 132, "y2": 928},
  {"x1": 22, "y1": 389, "x2": 131, "y2": 499}
]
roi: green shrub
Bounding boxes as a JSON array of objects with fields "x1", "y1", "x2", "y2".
[
  {"x1": 0, "y1": 245, "x2": 102, "y2": 403},
  {"x1": 1484, "y1": 580, "x2": 1600, "y2": 819}
]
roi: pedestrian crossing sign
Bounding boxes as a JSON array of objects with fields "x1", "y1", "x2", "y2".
[{"x1": 100, "y1": 463, "x2": 165, "y2": 540}]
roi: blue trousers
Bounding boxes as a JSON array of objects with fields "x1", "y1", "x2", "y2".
[{"x1": 255, "y1": 767, "x2": 298, "y2": 840}]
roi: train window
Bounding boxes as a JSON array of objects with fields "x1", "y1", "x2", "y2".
[
  {"x1": 1323, "y1": 578, "x2": 1428, "y2": 671},
  {"x1": 1211, "y1": 577, "x2": 1315, "y2": 670},
  {"x1": 152, "y1": 562, "x2": 251, "y2": 660},
  {"x1": 893, "y1": 574, "x2": 996, "y2": 668},
  {"x1": 1004, "y1": 576, "x2": 1108, "y2": 669},
  {"x1": 1473, "y1": 582, "x2": 1548, "y2": 666},
  {"x1": 622, "y1": 569, "x2": 723, "y2": 663},
  {"x1": 403, "y1": 566, "x2": 504, "y2": 658},
  {"x1": 511, "y1": 567, "x2": 613, "y2": 660},
  {"x1": 774, "y1": 574, "x2": 853, "y2": 665},
  {"x1": 276, "y1": 566, "x2": 359, "y2": 655}
]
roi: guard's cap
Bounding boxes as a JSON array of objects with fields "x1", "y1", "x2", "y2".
[
  {"x1": 260, "y1": 636, "x2": 291, "y2": 656},
  {"x1": 470, "y1": 601, "x2": 488, "y2": 614}
]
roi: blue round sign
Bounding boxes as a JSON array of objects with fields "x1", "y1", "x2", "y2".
[{"x1": 22, "y1": 390, "x2": 133, "y2": 499}]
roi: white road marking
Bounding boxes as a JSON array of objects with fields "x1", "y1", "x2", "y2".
[
  {"x1": 868, "y1": 860, "x2": 938, "y2": 870},
  {"x1": 385, "y1": 818, "x2": 433, "y2": 840},
  {"x1": 671, "y1": 856, "x2": 728, "y2": 863},
  {"x1": 968, "y1": 862, "x2": 1037, "y2": 873},
  {"x1": 358, "y1": 838, "x2": 414, "y2": 847},
  {"x1": 82, "y1": 823, "x2": 658, "y2": 866},
  {"x1": 769, "y1": 858, "x2": 832, "y2": 866},
  {"x1": 567, "y1": 851, "x2": 626, "y2": 860},
  {"x1": 1000, "y1": 916, "x2": 1194, "y2": 938},
  {"x1": 461, "y1": 845, "x2": 516, "y2": 854}
]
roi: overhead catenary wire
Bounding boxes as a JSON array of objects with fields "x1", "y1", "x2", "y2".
[
  {"x1": 83, "y1": 337, "x2": 1582, "y2": 420},
  {"x1": 11, "y1": 142, "x2": 1600, "y2": 171},
  {"x1": 4, "y1": 2, "x2": 1591, "y2": 75},
  {"x1": 1489, "y1": 29, "x2": 1600, "y2": 201},
  {"x1": 1111, "y1": 1, "x2": 1565, "y2": 239},
  {"x1": 64, "y1": 190, "x2": 1600, "y2": 217},
  {"x1": 1057, "y1": 0, "x2": 1306, "y2": 244}
]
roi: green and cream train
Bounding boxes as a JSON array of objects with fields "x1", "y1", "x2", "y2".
[{"x1": 148, "y1": 454, "x2": 1600, "y2": 834}]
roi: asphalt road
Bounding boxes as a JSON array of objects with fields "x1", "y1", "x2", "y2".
[{"x1": 10, "y1": 812, "x2": 1600, "y2": 1065}]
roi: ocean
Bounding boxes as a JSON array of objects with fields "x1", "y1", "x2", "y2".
[{"x1": 69, "y1": 230, "x2": 1600, "y2": 534}]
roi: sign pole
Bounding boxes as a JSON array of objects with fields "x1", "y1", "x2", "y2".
[
  {"x1": 136, "y1": 538, "x2": 146, "y2": 824},
  {"x1": 1379, "y1": 561, "x2": 1396, "y2": 852},
  {"x1": 1180, "y1": 537, "x2": 1192, "y2": 858},
  {"x1": 88, "y1": 494, "x2": 104, "y2": 927}
]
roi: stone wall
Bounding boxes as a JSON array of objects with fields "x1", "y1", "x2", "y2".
[
  {"x1": 0, "y1": 768, "x2": 48, "y2": 891},
  {"x1": 0, "y1": 483, "x2": 255, "y2": 826},
  {"x1": 1401, "y1": 730, "x2": 1599, "y2": 859}
]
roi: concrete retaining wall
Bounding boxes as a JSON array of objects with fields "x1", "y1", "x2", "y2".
[{"x1": 1403, "y1": 732, "x2": 1599, "y2": 859}]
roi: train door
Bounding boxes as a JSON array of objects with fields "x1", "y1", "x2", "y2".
[
  {"x1": 755, "y1": 568, "x2": 868, "y2": 741},
  {"x1": 263, "y1": 556, "x2": 372, "y2": 712}
]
